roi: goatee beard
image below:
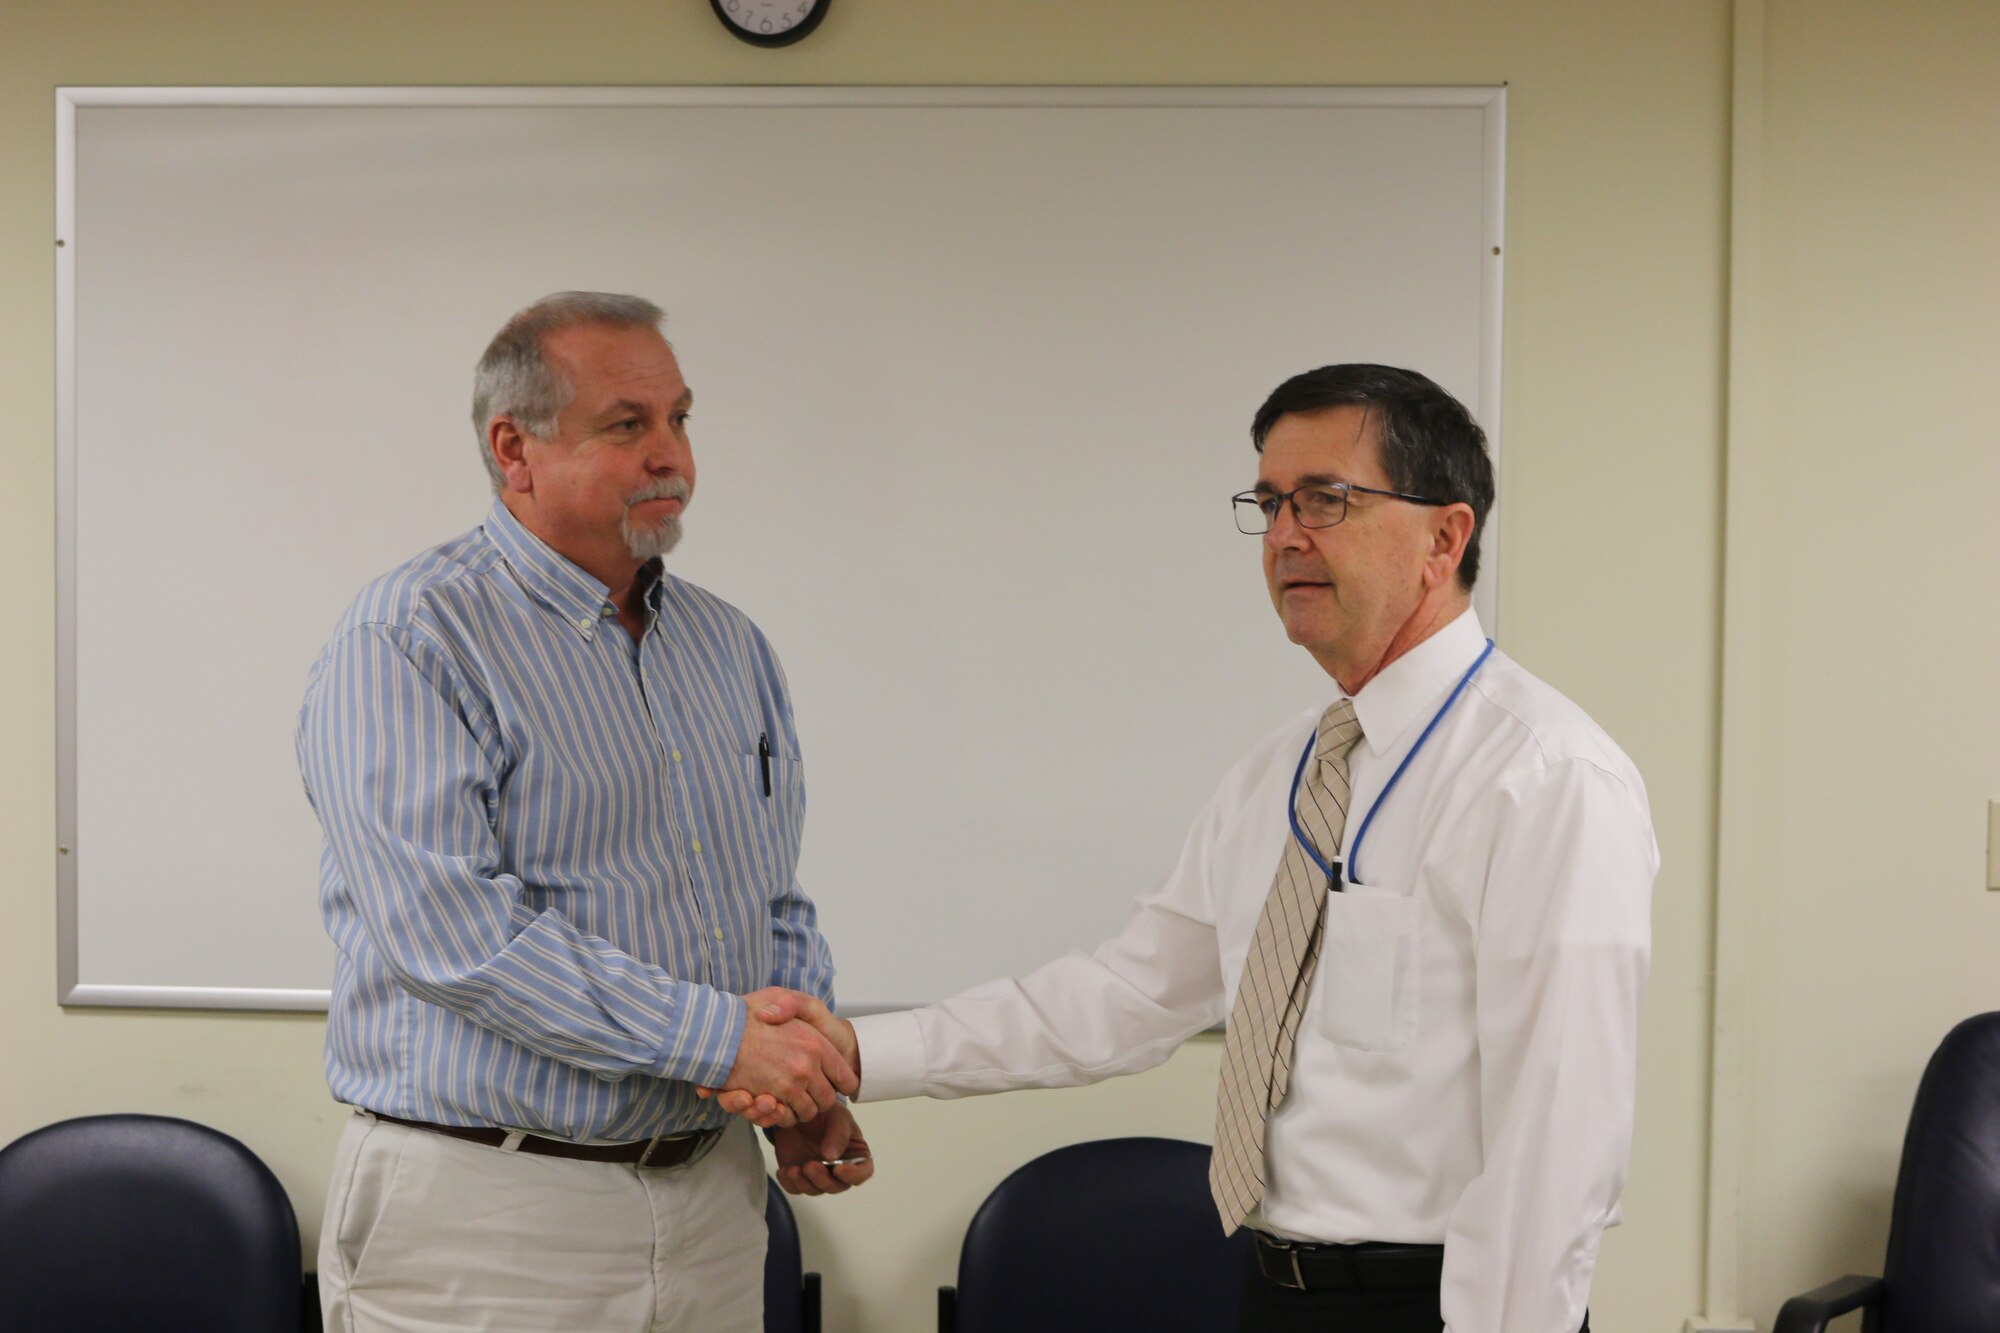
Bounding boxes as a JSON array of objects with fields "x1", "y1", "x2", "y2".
[
  {"x1": 623, "y1": 479, "x2": 690, "y2": 558},
  {"x1": 622, "y1": 512, "x2": 683, "y2": 559}
]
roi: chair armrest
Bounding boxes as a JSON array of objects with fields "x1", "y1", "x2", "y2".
[
  {"x1": 937, "y1": 1285, "x2": 956, "y2": 1333},
  {"x1": 802, "y1": 1272, "x2": 822, "y2": 1333},
  {"x1": 1772, "y1": 1274, "x2": 1883, "y2": 1333}
]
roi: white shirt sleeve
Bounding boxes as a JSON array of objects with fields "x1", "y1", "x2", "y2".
[
  {"x1": 851, "y1": 784, "x2": 1237, "y2": 1103},
  {"x1": 1439, "y1": 757, "x2": 1655, "y2": 1333}
]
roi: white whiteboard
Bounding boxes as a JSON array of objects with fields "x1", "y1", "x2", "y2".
[{"x1": 56, "y1": 86, "x2": 1504, "y2": 1011}]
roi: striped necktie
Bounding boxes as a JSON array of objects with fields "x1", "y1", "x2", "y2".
[{"x1": 1210, "y1": 698, "x2": 1363, "y2": 1231}]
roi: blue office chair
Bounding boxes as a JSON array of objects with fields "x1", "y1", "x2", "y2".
[
  {"x1": 766, "y1": 1175, "x2": 823, "y2": 1333},
  {"x1": 0, "y1": 1113, "x2": 309, "y2": 1332},
  {"x1": 1775, "y1": 1011, "x2": 2000, "y2": 1333},
  {"x1": 938, "y1": 1136, "x2": 1250, "y2": 1332}
]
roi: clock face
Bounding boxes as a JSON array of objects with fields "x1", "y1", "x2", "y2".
[{"x1": 714, "y1": 0, "x2": 824, "y2": 44}]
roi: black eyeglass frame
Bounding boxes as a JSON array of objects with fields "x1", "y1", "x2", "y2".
[{"x1": 1232, "y1": 483, "x2": 1453, "y2": 534}]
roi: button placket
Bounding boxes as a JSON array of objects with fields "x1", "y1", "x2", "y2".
[{"x1": 641, "y1": 622, "x2": 726, "y2": 985}]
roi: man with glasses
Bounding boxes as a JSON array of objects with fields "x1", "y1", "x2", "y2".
[{"x1": 721, "y1": 364, "x2": 1655, "y2": 1332}]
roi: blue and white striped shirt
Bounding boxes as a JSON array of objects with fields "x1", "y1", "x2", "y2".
[{"x1": 298, "y1": 498, "x2": 834, "y2": 1139}]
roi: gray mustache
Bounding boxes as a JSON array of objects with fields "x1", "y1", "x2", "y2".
[{"x1": 627, "y1": 478, "x2": 691, "y2": 506}]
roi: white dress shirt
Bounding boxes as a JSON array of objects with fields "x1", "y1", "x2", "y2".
[{"x1": 851, "y1": 608, "x2": 1655, "y2": 1333}]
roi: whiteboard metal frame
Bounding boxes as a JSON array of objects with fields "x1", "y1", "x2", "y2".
[{"x1": 54, "y1": 83, "x2": 1507, "y2": 1011}]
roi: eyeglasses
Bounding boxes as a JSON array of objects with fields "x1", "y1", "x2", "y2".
[{"x1": 1232, "y1": 483, "x2": 1451, "y2": 534}]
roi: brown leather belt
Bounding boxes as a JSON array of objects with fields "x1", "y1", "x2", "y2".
[{"x1": 371, "y1": 1112, "x2": 724, "y2": 1169}]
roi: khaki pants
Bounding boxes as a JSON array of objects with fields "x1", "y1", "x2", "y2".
[{"x1": 319, "y1": 1112, "x2": 767, "y2": 1333}]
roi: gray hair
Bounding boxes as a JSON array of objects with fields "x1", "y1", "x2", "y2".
[{"x1": 471, "y1": 292, "x2": 666, "y2": 491}]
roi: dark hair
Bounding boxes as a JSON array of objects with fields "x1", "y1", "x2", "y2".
[{"x1": 1251, "y1": 364, "x2": 1494, "y2": 590}]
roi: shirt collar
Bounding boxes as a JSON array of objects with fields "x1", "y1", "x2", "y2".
[
  {"x1": 1347, "y1": 605, "x2": 1488, "y2": 758},
  {"x1": 481, "y1": 498, "x2": 662, "y2": 641}
]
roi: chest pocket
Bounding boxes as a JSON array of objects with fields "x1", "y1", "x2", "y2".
[
  {"x1": 740, "y1": 746, "x2": 805, "y2": 891},
  {"x1": 1314, "y1": 888, "x2": 1420, "y2": 1053}
]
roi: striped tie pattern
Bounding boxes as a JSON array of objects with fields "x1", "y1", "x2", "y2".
[{"x1": 1210, "y1": 698, "x2": 1363, "y2": 1230}]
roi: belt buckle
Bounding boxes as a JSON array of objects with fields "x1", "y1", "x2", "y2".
[
  {"x1": 635, "y1": 1127, "x2": 720, "y2": 1171},
  {"x1": 684, "y1": 1127, "x2": 722, "y2": 1167},
  {"x1": 1257, "y1": 1236, "x2": 1307, "y2": 1290},
  {"x1": 635, "y1": 1132, "x2": 681, "y2": 1170}
]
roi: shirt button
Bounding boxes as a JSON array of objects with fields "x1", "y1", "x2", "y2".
[
  {"x1": 691, "y1": 839, "x2": 702, "y2": 854},
  {"x1": 712, "y1": 928, "x2": 724, "y2": 942},
  {"x1": 600, "y1": 604, "x2": 615, "y2": 618},
  {"x1": 575, "y1": 617, "x2": 591, "y2": 630},
  {"x1": 672, "y1": 750, "x2": 682, "y2": 763}
]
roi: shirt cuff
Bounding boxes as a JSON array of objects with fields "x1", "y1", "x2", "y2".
[
  {"x1": 652, "y1": 982, "x2": 747, "y2": 1088},
  {"x1": 849, "y1": 1010, "x2": 927, "y2": 1101}
]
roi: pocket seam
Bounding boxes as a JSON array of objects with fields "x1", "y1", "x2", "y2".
[{"x1": 345, "y1": 1123, "x2": 416, "y2": 1288}]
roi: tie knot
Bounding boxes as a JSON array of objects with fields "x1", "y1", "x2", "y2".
[{"x1": 1315, "y1": 698, "x2": 1362, "y2": 761}]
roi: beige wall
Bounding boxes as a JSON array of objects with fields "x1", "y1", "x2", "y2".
[
  {"x1": 1729, "y1": 0, "x2": 2000, "y2": 1321},
  {"x1": 3, "y1": 2, "x2": 1986, "y2": 1330}
]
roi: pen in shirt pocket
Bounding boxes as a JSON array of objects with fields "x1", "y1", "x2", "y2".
[{"x1": 757, "y1": 732, "x2": 773, "y2": 798}]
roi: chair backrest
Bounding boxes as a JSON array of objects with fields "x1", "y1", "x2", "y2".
[
  {"x1": 949, "y1": 1136, "x2": 1249, "y2": 1333},
  {"x1": 0, "y1": 1113, "x2": 304, "y2": 1333},
  {"x1": 1877, "y1": 1011, "x2": 2000, "y2": 1333},
  {"x1": 764, "y1": 1175, "x2": 815, "y2": 1333}
]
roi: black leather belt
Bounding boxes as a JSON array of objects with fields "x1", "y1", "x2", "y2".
[
  {"x1": 370, "y1": 1112, "x2": 724, "y2": 1169},
  {"x1": 1251, "y1": 1234, "x2": 1446, "y2": 1291}
]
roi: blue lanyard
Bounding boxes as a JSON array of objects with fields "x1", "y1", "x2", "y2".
[{"x1": 1287, "y1": 638, "x2": 1495, "y2": 889}]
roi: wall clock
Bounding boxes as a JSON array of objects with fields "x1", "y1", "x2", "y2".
[{"x1": 711, "y1": 0, "x2": 829, "y2": 47}]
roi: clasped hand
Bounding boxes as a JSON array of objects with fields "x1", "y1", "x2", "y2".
[
  {"x1": 707, "y1": 988, "x2": 873, "y2": 1195},
  {"x1": 717, "y1": 987, "x2": 860, "y2": 1121}
]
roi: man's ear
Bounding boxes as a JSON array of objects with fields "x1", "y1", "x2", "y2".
[
  {"x1": 1423, "y1": 504, "x2": 1475, "y2": 590},
  {"x1": 489, "y1": 417, "x2": 534, "y2": 494}
]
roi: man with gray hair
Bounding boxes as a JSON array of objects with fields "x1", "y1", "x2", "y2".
[{"x1": 298, "y1": 292, "x2": 871, "y2": 1333}]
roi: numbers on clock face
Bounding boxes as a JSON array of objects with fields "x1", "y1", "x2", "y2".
[{"x1": 723, "y1": 0, "x2": 817, "y2": 35}]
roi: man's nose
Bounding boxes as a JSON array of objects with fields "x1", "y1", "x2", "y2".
[
  {"x1": 1264, "y1": 500, "x2": 1310, "y2": 550},
  {"x1": 648, "y1": 429, "x2": 692, "y2": 473}
]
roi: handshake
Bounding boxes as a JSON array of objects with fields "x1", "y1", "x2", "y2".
[{"x1": 703, "y1": 987, "x2": 868, "y2": 1196}]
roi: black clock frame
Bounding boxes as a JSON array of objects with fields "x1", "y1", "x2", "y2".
[{"x1": 710, "y1": 0, "x2": 830, "y2": 48}]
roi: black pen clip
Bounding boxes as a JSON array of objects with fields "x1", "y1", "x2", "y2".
[{"x1": 757, "y1": 732, "x2": 773, "y2": 798}]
